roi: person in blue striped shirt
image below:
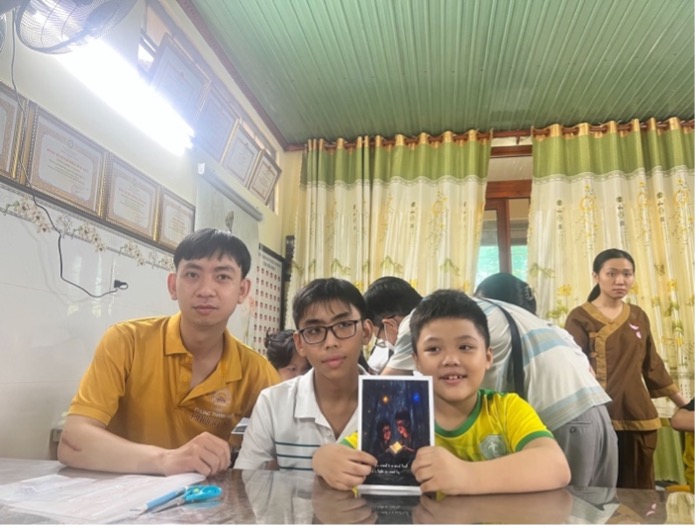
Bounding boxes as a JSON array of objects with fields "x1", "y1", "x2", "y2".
[{"x1": 365, "y1": 276, "x2": 618, "y2": 487}]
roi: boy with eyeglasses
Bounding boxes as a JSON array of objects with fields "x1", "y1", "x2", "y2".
[{"x1": 234, "y1": 278, "x2": 375, "y2": 471}]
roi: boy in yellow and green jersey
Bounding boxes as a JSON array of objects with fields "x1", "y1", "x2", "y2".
[{"x1": 312, "y1": 289, "x2": 571, "y2": 495}]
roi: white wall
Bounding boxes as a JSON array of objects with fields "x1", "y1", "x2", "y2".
[{"x1": 0, "y1": 182, "x2": 175, "y2": 458}]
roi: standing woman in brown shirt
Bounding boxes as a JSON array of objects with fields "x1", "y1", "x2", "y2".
[{"x1": 565, "y1": 248, "x2": 688, "y2": 489}]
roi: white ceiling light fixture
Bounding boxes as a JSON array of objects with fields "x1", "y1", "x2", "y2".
[{"x1": 57, "y1": 39, "x2": 194, "y2": 156}]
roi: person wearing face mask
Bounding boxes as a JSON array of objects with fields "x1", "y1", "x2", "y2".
[{"x1": 363, "y1": 277, "x2": 423, "y2": 376}]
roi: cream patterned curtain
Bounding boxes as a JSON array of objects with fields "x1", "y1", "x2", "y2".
[
  {"x1": 287, "y1": 131, "x2": 491, "y2": 325},
  {"x1": 528, "y1": 117, "x2": 694, "y2": 404}
]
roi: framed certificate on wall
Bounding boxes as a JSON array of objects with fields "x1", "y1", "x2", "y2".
[
  {"x1": 222, "y1": 125, "x2": 261, "y2": 186},
  {"x1": 248, "y1": 152, "x2": 281, "y2": 204},
  {"x1": 0, "y1": 82, "x2": 25, "y2": 180},
  {"x1": 24, "y1": 107, "x2": 106, "y2": 216},
  {"x1": 194, "y1": 86, "x2": 239, "y2": 162},
  {"x1": 158, "y1": 189, "x2": 195, "y2": 250},
  {"x1": 150, "y1": 35, "x2": 208, "y2": 123},
  {"x1": 104, "y1": 157, "x2": 160, "y2": 240}
]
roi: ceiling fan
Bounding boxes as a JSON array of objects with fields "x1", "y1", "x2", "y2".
[{"x1": 0, "y1": 0, "x2": 136, "y2": 54}]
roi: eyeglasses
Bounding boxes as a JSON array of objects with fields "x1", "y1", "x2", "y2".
[
  {"x1": 374, "y1": 323, "x2": 387, "y2": 348},
  {"x1": 298, "y1": 319, "x2": 361, "y2": 344},
  {"x1": 381, "y1": 315, "x2": 398, "y2": 327}
]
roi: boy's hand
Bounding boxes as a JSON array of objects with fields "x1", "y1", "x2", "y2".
[
  {"x1": 159, "y1": 432, "x2": 232, "y2": 476},
  {"x1": 411, "y1": 446, "x2": 469, "y2": 495},
  {"x1": 312, "y1": 444, "x2": 377, "y2": 490}
]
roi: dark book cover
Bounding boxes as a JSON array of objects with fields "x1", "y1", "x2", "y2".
[{"x1": 357, "y1": 375, "x2": 434, "y2": 495}]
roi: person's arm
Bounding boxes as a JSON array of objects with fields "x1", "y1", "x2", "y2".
[
  {"x1": 670, "y1": 399, "x2": 694, "y2": 432},
  {"x1": 668, "y1": 392, "x2": 690, "y2": 408},
  {"x1": 233, "y1": 391, "x2": 278, "y2": 470},
  {"x1": 410, "y1": 436, "x2": 570, "y2": 495},
  {"x1": 670, "y1": 408, "x2": 694, "y2": 432},
  {"x1": 380, "y1": 314, "x2": 415, "y2": 375},
  {"x1": 58, "y1": 415, "x2": 231, "y2": 475},
  {"x1": 312, "y1": 442, "x2": 377, "y2": 490},
  {"x1": 638, "y1": 310, "x2": 688, "y2": 407},
  {"x1": 58, "y1": 325, "x2": 229, "y2": 475},
  {"x1": 564, "y1": 309, "x2": 591, "y2": 358}
]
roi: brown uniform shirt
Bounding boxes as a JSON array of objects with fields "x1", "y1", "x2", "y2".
[{"x1": 565, "y1": 302, "x2": 677, "y2": 431}]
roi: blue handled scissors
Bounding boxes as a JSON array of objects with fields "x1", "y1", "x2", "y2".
[{"x1": 149, "y1": 485, "x2": 222, "y2": 513}]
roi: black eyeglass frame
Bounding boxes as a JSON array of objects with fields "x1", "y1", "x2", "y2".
[{"x1": 298, "y1": 319, "x2": 362, "y2": 344}]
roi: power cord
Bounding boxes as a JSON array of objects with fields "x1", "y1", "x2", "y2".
[{"x1": 7, "y1": 16, "x2": 128, "y2": 298}]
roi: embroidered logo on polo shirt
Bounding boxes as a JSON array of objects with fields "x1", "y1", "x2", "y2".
[
  {"x1": 212, "y1": 389, "x2": 232, "y2": 408},
  {"x1": 479, "y1": 435, "x2": 508, "y2": 459}
]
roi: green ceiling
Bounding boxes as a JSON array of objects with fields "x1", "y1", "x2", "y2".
[{"x1": 179, "y1": 0, "x2": 694, "y2": 149}]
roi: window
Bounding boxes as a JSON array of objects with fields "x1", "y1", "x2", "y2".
[{"x1": 475, "y1": 179, "x2": 531, "y2": 287}]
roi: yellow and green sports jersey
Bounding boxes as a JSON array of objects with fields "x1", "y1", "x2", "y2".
[
  {"x1": 343, "y1": 389, "x2": 553, "y2": 460},
  {"x1": 436, "y1": 389, "x2": 553, "y2": 461}
]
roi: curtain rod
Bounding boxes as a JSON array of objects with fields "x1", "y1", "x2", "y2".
[
  {"x1": 532, "y1": 118, "x2": 695, "y2": 138},
  {"x1": 286, "y1": 130, "x2": 520, "y2": 151},
  {"x1": 285, "y1": 118, "x2": 694, "y2": 151}
]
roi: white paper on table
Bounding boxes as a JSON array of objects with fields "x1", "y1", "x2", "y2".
[
  {"x1": 0, "y1": 472, "x2": 204, "y2": 524},
  {"x1": 0, "y1": 475, "x2": 95, "y2": 502}
]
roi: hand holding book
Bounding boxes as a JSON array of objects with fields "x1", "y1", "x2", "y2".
[
  {"x1": 311, "y1": 443, "x2": 376, "y2": 491},
  {"x1": 357, "y1": 376, "x2": 434, "y2": 495}
]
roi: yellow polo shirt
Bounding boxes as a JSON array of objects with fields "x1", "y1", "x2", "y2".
[{"x1": 68, "y1": 313, "x2": 280, "y2": 449}]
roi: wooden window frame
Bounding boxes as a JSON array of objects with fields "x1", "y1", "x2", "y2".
[{"x1": 484, "y1": 180, "x2": 532, "y2": 274}]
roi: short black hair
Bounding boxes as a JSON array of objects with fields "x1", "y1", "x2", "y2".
[
  {"x1": 173, "y1": 228, "x2": 251, "y2": 277},
  {"x1": 264, "y1": 329, "x2": 296, "y2": 370},
  {"x1": 364, "y1": 276, "x2": 423, "y2": 327},
  {"x1": 292, "y1": 278, "x2": 367, "y2": 328},
  {"x1": 475, "y1": 272, "x2": 537, "y2": 315},
  {"x1": 410, "y1": 289, "x2": 490, "y2": 351}
]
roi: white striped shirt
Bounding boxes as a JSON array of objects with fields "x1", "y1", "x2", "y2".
[{"x1": 234, "y1": 366, "x2": 366, "y2": 471}]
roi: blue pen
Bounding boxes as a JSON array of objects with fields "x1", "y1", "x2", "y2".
[{"x1": 144, "y1": 487, "x2": 187, "y2": 512}]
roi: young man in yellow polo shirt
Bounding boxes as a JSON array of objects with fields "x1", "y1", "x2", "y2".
[{"x1": 58, "y1": 228, "x2": 280, "y2": 476}]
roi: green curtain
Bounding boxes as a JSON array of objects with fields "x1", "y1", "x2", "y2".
[
  {"x1": 287, "y1": 131, "x2": 491, "y2": 325},
  {"x1": 529, "y1": 117, "x2": 695, "y2": 483}
]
